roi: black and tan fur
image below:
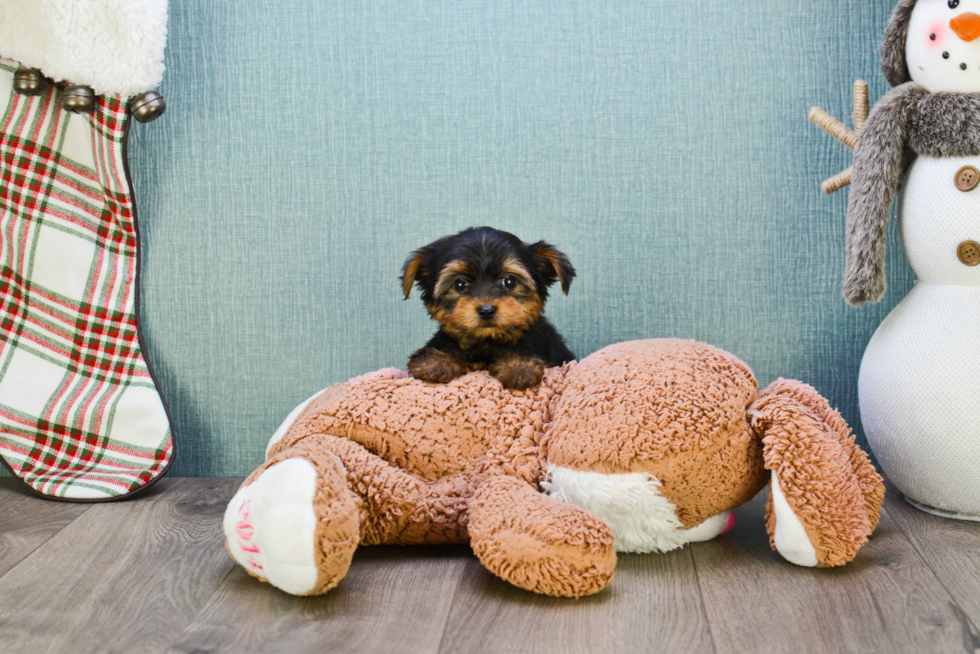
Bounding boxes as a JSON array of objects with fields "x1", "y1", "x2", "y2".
[{"x1": 401, "y1": 227, "x2": 576, "y2": 390}]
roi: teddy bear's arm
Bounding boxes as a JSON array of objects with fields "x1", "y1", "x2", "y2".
[
  {"x1": 468, "y1": 475, "x2": 616, "y2": 598},
  {"x1": 274, "y1": 372, "x2": 543, "y2": 482},
  {"x1": 749, "y1": 379, "x2": 884, "y2": 567}
]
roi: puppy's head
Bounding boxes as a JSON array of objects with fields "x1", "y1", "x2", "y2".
[{"x1": 401, "y1": 227, "x2": 575, "y2": 345}]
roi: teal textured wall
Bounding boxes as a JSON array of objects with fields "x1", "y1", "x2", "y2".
[{"x1": 127, "y1": 0, "x2": 912, "y2": 476}]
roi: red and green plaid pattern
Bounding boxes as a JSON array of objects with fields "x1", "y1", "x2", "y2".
[{"x1": 0, "y1": 60, "x2": 172, "y2": 500}]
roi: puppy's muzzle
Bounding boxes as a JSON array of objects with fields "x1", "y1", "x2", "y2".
[{"x1": 477, "y1": 304, "x2": 497, "y2": 321}]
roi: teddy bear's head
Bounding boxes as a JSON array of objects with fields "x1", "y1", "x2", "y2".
[{"x1": 544, "y1": 339, "x2": 767, "y2": 534}]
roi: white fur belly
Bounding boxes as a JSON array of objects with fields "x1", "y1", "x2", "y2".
[
  {"x1": 542, "y1": 465, "x2": 731, "y2": 553},
  {"x1": 860, "y1": 282, "x2": 980, "y2": 515},
  {"x1": 900, "y1": 155, "x2": 980, "y2": 286}
]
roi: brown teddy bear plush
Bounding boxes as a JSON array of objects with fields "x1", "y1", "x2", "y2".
[{"x1": 224, "y1": 339, "x2": 883, "y2": 598}]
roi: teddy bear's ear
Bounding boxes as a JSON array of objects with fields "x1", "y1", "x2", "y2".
[
  {"x1": 881, "y1": 0, "x2": 918, "y2": 87},
  {"x1": 529, "y1": 241, "x2": 576, "y2": 295},
  {"x1": 401, "y1": 250, "x2": 428, "y2": 299}
]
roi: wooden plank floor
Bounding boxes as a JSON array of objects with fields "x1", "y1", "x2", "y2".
[{"x1": 2, "y1": 477, "x2": 980, "y2": 654}]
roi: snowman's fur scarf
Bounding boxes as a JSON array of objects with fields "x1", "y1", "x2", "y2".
[
  {"x1": 846, "y1": 83, "x2": 980, "y2": 306},
  {"x1": 0, "y1": 0, "x2": 168, "y2": 97}
]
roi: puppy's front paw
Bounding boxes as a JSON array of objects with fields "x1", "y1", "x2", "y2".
[
  {"x1": 408, "y1": 347, "x2": 469, "y2": 384},
  {"x1": 489, "y1": 355, "x2": 546, "y2": 390}
]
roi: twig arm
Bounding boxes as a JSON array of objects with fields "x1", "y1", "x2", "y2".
[
  {"x1": 809, "y1": 79, "x2": 872, "y2": 194},
  {"x1": 809, "y1": 107, "x2": 857, "y2": 149},
  {"x1": 822, "y1": 166, "x2": 852, "y2": 195},
  {"x1": 853, "y1": 80, "x2": 869, "y2": 134}
]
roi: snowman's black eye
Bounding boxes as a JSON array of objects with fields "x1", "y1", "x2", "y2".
[
  {"x1": 950, "y1": 0, "x2": 960, "y2": 9},
  {"x1": 944, "y1": 51, "x2": 951, "y2": 59},
  {"x1": 931, "y1": 33, "x2": 937, "y2": 40},
  {"x1": 963, "y1": 62, "x2": 969, "y2": 70}
]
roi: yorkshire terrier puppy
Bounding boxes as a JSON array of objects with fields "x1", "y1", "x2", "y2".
[{"x1": 401, "y1": 227, "x2": 576, "y2": 390}]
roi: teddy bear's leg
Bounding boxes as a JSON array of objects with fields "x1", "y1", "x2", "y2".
[
  {"x1": 749, "y1": 379, "x2": 885, "y2": 568},
  {"x1": 468, "y1": 475, "x2": 617, "y2": 598},
  {"x1": 226, "y1": 432, "x2": 473, "y2": 595},
  {"x1": 284, "y1": 433, "x2": 469, "y2": 545},
  {"x1": 224, "y1": 445, "x2": 360, "y2": 596}
]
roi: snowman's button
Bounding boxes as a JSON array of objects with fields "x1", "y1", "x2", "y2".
[
  {"x1": 957, "y1": 240, "x2": 980, "y2": 266},
  {"x1": 955, "y1": 166, "x2": 980, "y2": 192}
]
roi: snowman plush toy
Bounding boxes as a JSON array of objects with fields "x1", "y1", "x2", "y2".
[{"x1": 844, "y1": 0, "x2": 980, "y2": 519}]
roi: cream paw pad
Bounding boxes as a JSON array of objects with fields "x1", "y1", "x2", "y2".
[{"x1": 224, "y1": 457, "x2": 323, "y2": 595}]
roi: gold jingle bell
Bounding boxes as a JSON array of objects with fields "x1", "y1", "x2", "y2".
[
  {"x1": 63, "y1": 85, "x2": 97, "y2": 113},
  {"x1": 129, "y1": 91, "x2": 166, "y2": 123},
  {"x1": 13, "y1": 69, "x2": 48, "y2": 96}
]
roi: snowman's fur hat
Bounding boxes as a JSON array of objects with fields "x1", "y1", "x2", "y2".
[{"x1": 881, "y1": 0, "x2": 919, "y2": 87}]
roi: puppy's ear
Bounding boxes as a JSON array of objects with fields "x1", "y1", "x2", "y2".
[
  {"x1": 401, "y1": 251, "x2": 425, "y2": 299},
  {"x1": 529, "y1": 241, "x2": 576, "y2": 295}
]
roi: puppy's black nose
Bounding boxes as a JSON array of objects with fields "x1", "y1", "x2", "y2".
[{"x1": 477, "y1": 304, "x2": 497, "y2": 320}]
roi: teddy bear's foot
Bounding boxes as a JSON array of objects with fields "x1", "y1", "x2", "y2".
[
  {"x1": 750, "y1": 379, "x2": 885, "y2": 568},
  {"x1": 469, "y1": 475, "x2": 616, "y2": 598},
  {"x1": 224, "y1": 447, "x2": 360, "y2": 595}
]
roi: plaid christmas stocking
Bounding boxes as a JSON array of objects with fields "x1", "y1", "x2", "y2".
[{"x1": 0, "y1": 1, "x2": 173, "y2": 500}]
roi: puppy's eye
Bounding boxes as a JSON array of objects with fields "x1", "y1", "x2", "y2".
[
  {"x1": 502, "y1": 275, "x2": 517, "y2": 290},
  {"x1": 950, "y1": 0, "x2": 960, "y2": 8},
  {"x1": 454, "y1": 278, "x2": 468, "y2": 293}
]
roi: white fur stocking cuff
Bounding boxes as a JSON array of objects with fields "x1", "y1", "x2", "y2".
[{"x1": 0, "y1": 0, "x2": 168, "y2": 96}]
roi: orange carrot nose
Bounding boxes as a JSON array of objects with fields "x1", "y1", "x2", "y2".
[{"x1": 951, "y1": 12, "x2": 980, "y2": 42}]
